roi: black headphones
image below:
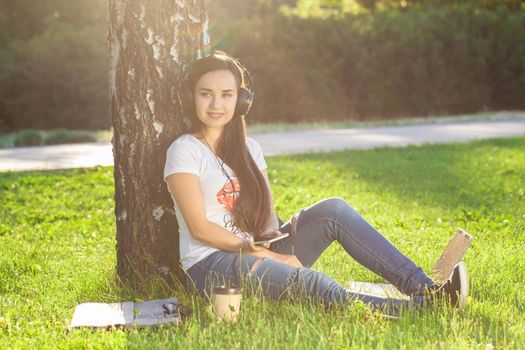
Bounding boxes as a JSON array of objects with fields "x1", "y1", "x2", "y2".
[{"x1": 178, "y1": 51, "x2": 255, "y2": 119}]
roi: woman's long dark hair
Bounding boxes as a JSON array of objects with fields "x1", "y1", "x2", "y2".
[{"x1": 185, "y1": 51, "x2": 272, "y2": 237}]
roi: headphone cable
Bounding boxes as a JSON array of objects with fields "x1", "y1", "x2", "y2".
[{"x1": 200, "y1": 132, "x2": 257, "y2": 237}]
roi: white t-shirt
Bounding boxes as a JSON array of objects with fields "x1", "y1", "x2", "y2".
[{"x1": 163, "y1": 134, "x2": 267, "y2": 271}]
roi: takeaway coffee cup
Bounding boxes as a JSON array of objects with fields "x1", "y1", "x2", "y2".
[{"x1": 212, "y1": 285, "x2": 242, "y2": 322}]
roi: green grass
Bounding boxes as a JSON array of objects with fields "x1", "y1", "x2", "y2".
[{"x1": 1, "y1": 137, "x2": 524, "y2": 349}]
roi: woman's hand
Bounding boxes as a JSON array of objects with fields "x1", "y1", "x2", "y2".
[
  {"x1": 256, "y1": 229, "x2": 284, "y2": 249},
  {"x1": 237, "y1": 232, "x2": 267, "y2": 252},
  {"x1": 239, "y1": 230, "x2": 282, "y2": 250},
  {"x1": 238, "y1": 232, "x2": 303, "y2": 268}
]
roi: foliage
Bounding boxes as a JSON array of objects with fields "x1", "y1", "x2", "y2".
[
  {"x1": 0, "y1": 19, "x2": 108, "y2": 131},
  {"x1": 44, "y1": 129, "x2": 97, "y2": 145},
  {"x1": 291, "y1": 0, "x2": 525, "y2": 14},
  {"x1": 1, "y1": 0, "x2": 525, "y2": 131},
  {"x1": 211, "y1": 6, "x2": 525, "y2": 123},
  {"x1": 0, "y1": 0, "x2": 108, "y2": 132},
  {"x1": 0, "y1": 0, "x2": 107, "y2": 47},
  {"x1": 13, "y1": 129, "x2": 45, "y2": 147},
  {"x1": 1, "y1": 137, "x2": 524, "y2": 348},
  {"x1": 1, "y1": 128, "x2": 102, "y2": 148}
]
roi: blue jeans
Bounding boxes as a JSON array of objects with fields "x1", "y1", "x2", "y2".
[{"x1": 186, "y1": 197, "x2": 436, "y2": 312}]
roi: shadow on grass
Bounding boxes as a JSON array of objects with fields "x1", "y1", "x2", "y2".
[
  {"x1": 270, "y1": 137, "x2": 525, "y2": 237},
  {"x1": 301, "y1": 137, "x2": 523, "y2": 213}
]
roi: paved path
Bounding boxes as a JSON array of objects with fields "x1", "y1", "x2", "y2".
[{"x1": 1, "y1": 118, "x2": 525, "y2": 172}]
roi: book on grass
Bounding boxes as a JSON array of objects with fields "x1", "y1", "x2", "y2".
[
  {"x1": 68, "y1": 297, "x2": 184, "y2": 330},
  {"x1": 430, "y1": 228, "x2": 473, "y2": 284}
]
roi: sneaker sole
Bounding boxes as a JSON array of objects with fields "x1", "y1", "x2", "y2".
[{"x1": 452, "y1": 262, "x2": 469, "y2": 309}]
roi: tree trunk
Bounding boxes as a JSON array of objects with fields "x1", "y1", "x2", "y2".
[{"x1": 108, "y1": 0, "x2": 209, "y2": 288}]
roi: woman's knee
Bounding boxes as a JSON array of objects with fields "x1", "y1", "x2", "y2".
[{"x1": 315, "y1": 197, "x2": 353, "y2": 217}]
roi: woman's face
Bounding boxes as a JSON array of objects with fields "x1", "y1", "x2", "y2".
[{"x1": 194, "y1": 69, "x2": 238, "y2": 131}]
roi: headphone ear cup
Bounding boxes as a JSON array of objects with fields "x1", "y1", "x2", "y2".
[{"x1": 235, "y1": 87, "x2": 254, "y2": 117}]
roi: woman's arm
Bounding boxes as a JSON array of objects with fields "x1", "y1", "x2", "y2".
[
  {"x1": 166, "y1": 173, "x2": 272, "y2": 256},
  {"x1": 166, "y1": 172, "x2": 302, "y2": 267},
  {"x1": 166, "y1": 172, "x2": 248, "y2": 252}
]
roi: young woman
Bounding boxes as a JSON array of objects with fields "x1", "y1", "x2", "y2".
[{"x1": 164, "y1": 51, "x2": 468, "y2": 314}]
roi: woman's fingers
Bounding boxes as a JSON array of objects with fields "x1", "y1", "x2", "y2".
[
  {"x1": 242, "y1": 230, "x2": 284, "y2": 252},
  {"x1": 247, "y1": 237, "x2": 256, "y2": 251},
  {"x1": 247, "y1": 237, "x2": 265, "y2": 252}
]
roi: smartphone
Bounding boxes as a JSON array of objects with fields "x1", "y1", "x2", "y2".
[{"x1": 253, "y1": 233, "x2": 289, "y2": 245}]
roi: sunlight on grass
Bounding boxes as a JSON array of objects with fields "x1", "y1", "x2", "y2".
[{"x1": 1, "y1": 138, "x2": 524, "y2": 349}]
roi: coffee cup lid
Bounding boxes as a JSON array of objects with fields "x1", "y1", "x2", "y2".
[{"x1": 213, "y1": 285, "x2": 242, "y2": 295}]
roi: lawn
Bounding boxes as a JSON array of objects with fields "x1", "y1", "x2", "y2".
[{"x1": 1, "y1": 137, "x2": 524, "y2": 349}]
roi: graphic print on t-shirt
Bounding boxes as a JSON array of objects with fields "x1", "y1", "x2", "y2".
[
  {"x1": 216, "y1": 177, "x2": 241, "y2": 235},
  {"x1": 216, "y1": 177, "x2": 240, "y2": 211}
]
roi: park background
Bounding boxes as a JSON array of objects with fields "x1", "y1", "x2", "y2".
[
  {"x1": 1, "y1": 0, "x2": 525, "y2": 349},
  {"x1": 1, "y1": 0, "x2": 525, "y2": 134}
]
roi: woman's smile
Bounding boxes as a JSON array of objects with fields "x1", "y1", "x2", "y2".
[{"x1": 207, "y1": 112, "x2": 224, "y2": 119}]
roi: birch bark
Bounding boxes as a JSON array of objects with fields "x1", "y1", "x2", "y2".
[{"x1": 108, "y1": 0, "x2": 209, "y2": 286}]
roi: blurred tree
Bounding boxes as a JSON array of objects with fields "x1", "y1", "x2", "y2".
[
  {"x1": 0, "y1": 19, "x2": 108, "y2": 131},
  {"x1": 0, "y1": 0, "x2": 109, "y2": 131},
  {"x1": 2, "y1": 0, "x2": 524, "y2": 132},
  {"x1": 291, "y1": 0, "x2": 525, "y2": 14},
  {"x1": 109, "y1": 0, "x2": 208, "y2": 287},
  {"x1": 207, "y1": 0, "x2": 295, "y2": 19},
  {"x1": 357, "y1": 0, "x2": 525, "y2": 11},
  {"x1": 0, "y1": 0, "x2": 106, "y2": 46}
]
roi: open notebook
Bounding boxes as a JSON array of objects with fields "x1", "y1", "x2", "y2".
[
  {"x1": 348, "y1": 228, "x2": 473, "y2": 298},
  {"x1": 68, "y1": 297, "x2": 184, "y2": 330}
]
